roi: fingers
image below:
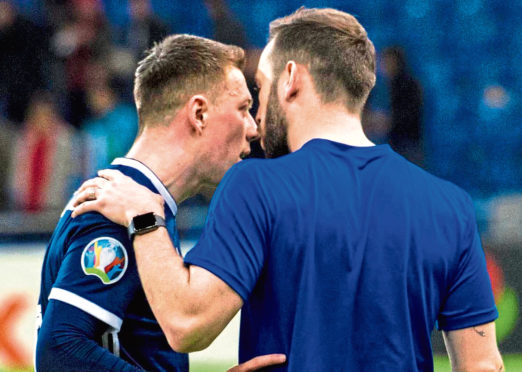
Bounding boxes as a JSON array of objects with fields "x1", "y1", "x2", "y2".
[
  {"x1": 73, "y1": 179, "x2": 106, "y2": 207},
  {"x1": 72, "y1": 168, "x2": 124, "y2": 209},
  {"x1": 72, "y1": 186, "x2": 97, "y2": 209},
  {"x1": 227, "y1": 354, "x2": 286, "y2": 372},
  {"x1": 74, "y1": 177, "x2": 108, "y2": 200},
  {"x1": 97, "y1": 169, "x2": 124, "y2": 181},
  {"x1": 71, "y1": 199, "x2": 99, "y2": 218},
  {"x1": 75, "y1": 169, "x2": 124, "y2": 195}
]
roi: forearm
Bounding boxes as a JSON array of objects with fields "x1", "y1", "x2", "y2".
[
  {"x1": 443, "y1": 322, "x2": 504, "y2": 372},
  {"x1": 37, "y1": 333, "x2": 141, "y2": 372},
  {"x1": 36, "y1": 301, "x2": 142, "y2": 372},
  {"x1": 133, "y1": 228, "x2": 190, "y2": 324},
  {"x1": 134, "y1": 228, "x2": 233, "y2": 352},
  {"x1": 447, "y1": 351, "x2": 504, "y2": 372},
  {"x1": 449, "y1": 360, "x2": 504, "y2": 372}
]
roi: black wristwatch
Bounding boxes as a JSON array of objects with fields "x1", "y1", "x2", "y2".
[{"x1": 128, "y1": 212, "x2": 166, "y2": 241}]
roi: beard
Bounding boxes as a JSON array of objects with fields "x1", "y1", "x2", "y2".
[{"x1": 263, "y1": 83, "x2": 290, "y2": 158}]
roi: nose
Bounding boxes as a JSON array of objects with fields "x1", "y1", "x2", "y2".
[{"x1": 246, "y1": 112, "x2": 260, "y2": 142}]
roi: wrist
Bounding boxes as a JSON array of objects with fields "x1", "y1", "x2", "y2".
[
  {"x1": 128, "y1": 212, "x2": 166, "y2": 241},
  {"x1": 125, "y1": 195, "x2": 165, "y2": 226}
]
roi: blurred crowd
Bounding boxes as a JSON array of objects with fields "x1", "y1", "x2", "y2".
[
  {"x1": 0, "y1": 0, "x2": 260, "y2": 212},
  {"x1": 0, "y1": 0, "x2": 435, "y2": 214}
]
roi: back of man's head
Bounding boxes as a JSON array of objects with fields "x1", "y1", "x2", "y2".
[
  {"x1": 268, "y1": 7, "x2": 376, "y2": 113},
  {"x1": 134, "y1": 34, "x2": 245, "y2": 133}
]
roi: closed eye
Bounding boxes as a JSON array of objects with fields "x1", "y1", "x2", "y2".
[{"x1": 239, "y1": 99, "x2": 253, "y2": 113}]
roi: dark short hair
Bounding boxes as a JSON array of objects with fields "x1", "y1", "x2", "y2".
[
  {"x1": 134, "y1": 34, "x2": 245, "y2": 131},
  {"x1": 268, "y1": 7, "x2": 376, "y2": 113}
]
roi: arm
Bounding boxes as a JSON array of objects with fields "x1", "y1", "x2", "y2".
[
  {"x1": 133, "y1": 228, "x2": 243, "y2": 352},
  {"x1": 36, "y1": 300, "x2": 142, "y2": 372},
  {"x1": 72, "y1": 170, "x2": 243, "y2": 352},
  {"x1": 442, "y1": 321, "x2": 503, "y2": 372},
  {"x1": 438, "y1": 194, "x2": 503, "y2": 372},
  {"x1": 71, "y1": 168, "x2": 285, "y2": 369}
]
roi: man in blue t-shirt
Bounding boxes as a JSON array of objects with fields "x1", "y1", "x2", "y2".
[
  {"x1": 35, "y1": 35, "x2": 284, "y2": 371},
  {"x1": 73, "y1": 8, "x2": 504, "y2": 372}
]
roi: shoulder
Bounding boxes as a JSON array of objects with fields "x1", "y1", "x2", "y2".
[
  {"x1": 219, "y1": 159, "x2": 266, "y2": 188},
  {"x1": 209, "y1": 158, "x2": 292, "y2": 215},
  {"x1": 400, "y1": 159, "x2": 476, "y2": 223},
  {"x1": 390, "y1": 152, "x2": 468, "y2": 198},
  {"x1": 63, "y1": 210, "x2": 129, "y2": 246},
  {"x1": 228, "y1": 153, "x2": 305, "y2": 178},
  {"x1": 39, "y1": 210, "x2": 135, "y2": 303},
  {"x1": 219, "y1": 156, "x2": 301, "y2": 194},
  {"x1": 417, "y1": 165, "x2": 472, "y2": 208}
]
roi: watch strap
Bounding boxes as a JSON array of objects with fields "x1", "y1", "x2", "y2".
[{"x1": 128, "y1": 213, "x2": 166, "y2": 241}]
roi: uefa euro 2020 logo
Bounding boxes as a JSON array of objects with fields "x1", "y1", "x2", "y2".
[{"x1": 81, "y1": 237, "x2": 128, "y2": 284}]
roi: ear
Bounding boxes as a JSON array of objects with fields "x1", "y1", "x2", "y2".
[
  {"x1": 187, "y1": 95, "x2": 209, "y2": 135},
  {"x1": 283, "y1": 61, "x2": 299, "y2": 102}
]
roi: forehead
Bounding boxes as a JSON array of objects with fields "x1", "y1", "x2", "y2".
[{"x1": 256, "y1": 40, "x2": 275, "y2": 84}]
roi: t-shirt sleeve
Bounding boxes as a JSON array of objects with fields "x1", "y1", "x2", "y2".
[
  {"x1": 184, "y1": 163, "x2": 269, "y2": 301},
  {"x1": 51, "y1": 218, "x2": 139, "y2": 331},
  {"x1": 437, "y1": 194, "x2": 498, "y2": 330}
]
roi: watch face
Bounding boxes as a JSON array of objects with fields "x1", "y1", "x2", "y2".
[{"x1": 133, "y1": 212, "x2": 157, "y2": 230}]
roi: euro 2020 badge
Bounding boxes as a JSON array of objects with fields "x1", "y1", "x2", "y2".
[{"x1": 81, "y1": 237, "x2": 128, "y2": 284}]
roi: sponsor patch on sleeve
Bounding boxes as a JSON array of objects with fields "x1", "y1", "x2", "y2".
[{"x1": 81, "y1": 237, "x2": 128, "y2": 285}]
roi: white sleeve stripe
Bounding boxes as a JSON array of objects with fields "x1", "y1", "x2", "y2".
[{"x1": 48, "y1": 288, "x2": 123, "y2": 331}]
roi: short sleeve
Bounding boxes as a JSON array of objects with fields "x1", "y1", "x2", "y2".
[
  {"x1": 437, "y1": 195, "x2": 498, "y2": 330},
  {"x1": 184, "y1": 162, "x2": 269, "y2": 301},
  {"x1": 51, "y1": 220, "x2": 139, "y2": 331}
]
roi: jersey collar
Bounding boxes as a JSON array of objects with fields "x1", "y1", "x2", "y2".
[{"x1": 111, "y1": 158, "x2": 178, "y2": 217}]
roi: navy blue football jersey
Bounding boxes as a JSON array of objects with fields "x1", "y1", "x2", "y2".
[
  {"x1": 185, "y1": 139, "x2": 497, "y2": 372},
  {"x1": 37, "y1": 158, "x2": 188, "y2": 371}
]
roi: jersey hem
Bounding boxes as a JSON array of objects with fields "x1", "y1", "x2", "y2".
[
  {"x1": 437, "y1": 306, "x2": 498, "y2": 331},
  {"x1": 183, "y1": 257, "x2": 249, "y2": 302}
]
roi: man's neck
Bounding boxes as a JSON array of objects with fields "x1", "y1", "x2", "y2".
[
  {"x1": 287, "y1": 104, "x2": 374, "y2": 152},
  {"x1": 125, "y1": 129, "x2": 202, "y2": 204}
]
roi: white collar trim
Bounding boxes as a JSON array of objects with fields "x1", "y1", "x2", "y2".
[{"x1": 111, "y1": 158, "x2": 178, "y2": 216}]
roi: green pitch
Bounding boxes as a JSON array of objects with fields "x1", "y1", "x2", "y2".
[
  {"x1": 3, "y1": 355, "x2": 521, "y2": 371},
  {"x1": 432, "y1": 354, "x2": 522, "y2": 371},
  {"x1": 188, "y1": 354, "x2": 522, "y2": 372}
]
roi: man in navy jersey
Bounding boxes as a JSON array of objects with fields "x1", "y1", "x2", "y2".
[
  {"x1": 73, "y1": 8, "x2": 504, "y2": 372},
  {"x1": 36, "y1": 34, "x2": 285, "y2": 371}
]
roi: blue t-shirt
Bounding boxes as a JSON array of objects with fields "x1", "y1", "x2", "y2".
[
  {"x1": 184, "y1": 139, "x2": 498, "y2": 372},
  {"x1": 38, "y1": 158, "x2": 188, "y2": 372}
]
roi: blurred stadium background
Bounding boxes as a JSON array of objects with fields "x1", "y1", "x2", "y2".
[{"x1": 0, "y1": 0, "x2": 520, "y2": 371}]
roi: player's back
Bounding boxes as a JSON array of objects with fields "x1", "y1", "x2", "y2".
[{"x1": 237, "y1": 139, "x2": 496, "y2": 371}]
